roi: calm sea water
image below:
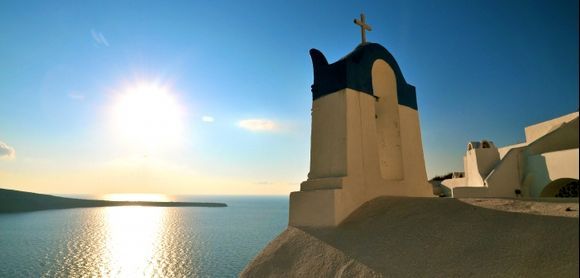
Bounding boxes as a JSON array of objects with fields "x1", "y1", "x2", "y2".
[{"x1": 0, "y1": 196, "x2": 288, "y2": 277}]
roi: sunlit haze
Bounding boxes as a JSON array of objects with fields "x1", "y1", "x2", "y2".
[
  {"x1": 102, "y1": 193, "x2": 171, "y2": 202},
  {"x1": 0, "y1": 0, "x2": 578, "y2": 198},
  {"x1": 109, "y1": 83, "x2": 185, "y2": 153}
]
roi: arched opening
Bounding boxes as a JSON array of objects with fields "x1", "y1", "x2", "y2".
[
  {"x1": 540, "y1": 178, "x2": 579, "y2": 197},
  {"x1": 482, "y1": 141, "x2": 491, "y2": 148},
  {"x1": 372, "y1": 59, "x2": 403, "y2": 180}
]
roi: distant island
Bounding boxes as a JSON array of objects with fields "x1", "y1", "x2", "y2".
[{"x1": 0, "y1": 188, "x2": 227, "y2": 213}]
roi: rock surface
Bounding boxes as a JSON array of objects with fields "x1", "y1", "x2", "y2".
[{"x1": 242, "y1": 197, "x2": 579, "y2": 277}]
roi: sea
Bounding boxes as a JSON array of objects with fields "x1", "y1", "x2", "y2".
[{"x1": 0, "y1": 196, "x2": 288, "y2": 277}]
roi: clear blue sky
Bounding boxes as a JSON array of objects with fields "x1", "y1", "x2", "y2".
[{"x1": 0, "y1": 0, "x2": 578, "y2": 195}]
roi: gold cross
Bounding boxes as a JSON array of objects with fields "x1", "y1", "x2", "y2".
[{"x1": 354, "y1": 13, "x2": 372, "y2": 44}]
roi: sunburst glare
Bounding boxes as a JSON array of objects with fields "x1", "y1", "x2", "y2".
[{"x1": 109, "y1": 83, "x2": 185, "y2": 153}]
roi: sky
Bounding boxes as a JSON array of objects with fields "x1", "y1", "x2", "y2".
[{"x1": 0, "y1": 0, "x2": 578, "y2": 196}]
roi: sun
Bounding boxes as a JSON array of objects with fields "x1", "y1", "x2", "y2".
[{"x1": 110, "y1": 83, "x2": 185, "y2": 152}]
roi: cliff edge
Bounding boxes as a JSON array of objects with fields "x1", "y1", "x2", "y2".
[{"x1": 242, "y1": 197, "x2": 579, "y2": 277}]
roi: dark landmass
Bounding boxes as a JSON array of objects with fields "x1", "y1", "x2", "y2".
[{"x1": 0, "y1": 188, "x2": 227, "y2": 213}]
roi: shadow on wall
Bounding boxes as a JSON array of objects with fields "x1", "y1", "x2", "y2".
[
  {"x1": 541, "y1": 178, "x2": 579, "y2": 197},
  {"x1": 525, "y1": 149, "x2": 579, "y2": 197},
  {"x1": 524, "y1": 153, "x2": 551, "y2": 196}
]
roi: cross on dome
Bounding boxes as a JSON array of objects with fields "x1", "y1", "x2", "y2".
[{"x1": 354, "y1": 13, "x2": 372, "y2": 44}]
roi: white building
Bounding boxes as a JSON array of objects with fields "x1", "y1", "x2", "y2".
[
  {"x1": 289, "y1": 41, "x2": 433, "y2": 227},
  {"x1": 442, "y1": 111, "x2": 579, "y2": 198}
]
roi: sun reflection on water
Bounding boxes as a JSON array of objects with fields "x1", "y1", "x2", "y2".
[{"x1": 103, "y1": 206, "x2": 166, "y2": 277}]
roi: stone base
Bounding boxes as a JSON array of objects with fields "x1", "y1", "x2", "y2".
[
  {"x1": 289, "y1": 189, "x2": 342, "y2": 227},
  {"x1": 290, "y1": 178, "x2": 433, "y2": 227}
]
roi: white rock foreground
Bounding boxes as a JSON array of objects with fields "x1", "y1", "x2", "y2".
[{"x1": 242, "y1": 197, "x2": 579, "y2": 277}]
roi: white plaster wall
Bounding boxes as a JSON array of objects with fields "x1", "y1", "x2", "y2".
[
  {"x1": 464, "y1": 148, "x2": 500, "y2": 186},
  {"x1": 484, "y1": 147, "x2": 525, "y2": 197},
  {"x1": 293, "y1": 87, "x2": 431, "y2": 226},
  {"x1": 447, "y1": 112, "x2": 579, "y2": 199},
  {"x1": 308, "y1": 91, "x2": 348, "y2": 180},
  {"x1": 441, "y1": 177, "x2": 467, "y2": 189},
  {"x1": 455, "y1": 147, "x2": 523, "y2": 197},
  {"x1": 399, "y1": 107, "x2": 430, "y2": 189},
  {"x1": 475, "y1": 148, "x2": 501, "y2": 179},
  {"x1": 526, "y1": 149, "x2": 579, "y2": 197},
  {"x1": 372, "y1": 60, "x2": 403, "y2": 180},
  {"x1": 524, "y1": 112, "x2": 578, "y2": 143},
  {"x1": 544, "y1": 149, "x2": 579, "y2": 180},
  {"x1": 463, "y1": 154, "x2": 482, "y2": 186},
  {"x1": 295, "y1": 89, "x2": 380, "y2": 226},
  {"x1": 525, "y1": 154, "x2": 553, "y2": 197},
  {"x1": 345, "y1": 89, "x2": 380, "y2": 183},
  {"x1": 527, "y1": 117, "x2": 578, "y2": 155},
  {"x1": 289, "y1": 188, "x2": 341, "y2": 227},
  {"x1": 498, "y1": 143, "x2": 527, "y2": 159},
  {"x1": 291, "y1": 58, "x2": 432, "y2": 227}
]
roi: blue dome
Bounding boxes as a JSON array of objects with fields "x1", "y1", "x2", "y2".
[{"x1": 309, "y1": 43, "x2": 418, "y2": 110}]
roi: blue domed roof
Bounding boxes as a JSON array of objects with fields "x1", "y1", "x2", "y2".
[{"x1": 309, "y1": 43, "x2": 418, "y2": 110}]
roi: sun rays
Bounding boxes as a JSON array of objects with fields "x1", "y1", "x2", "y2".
[{"x1": 109, "y1": 82, "x2": 185, "y2": 154}]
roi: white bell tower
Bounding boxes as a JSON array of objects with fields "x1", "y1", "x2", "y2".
[{"x1": 289, "y1": 21, "x2": 432, "y2": 227}]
